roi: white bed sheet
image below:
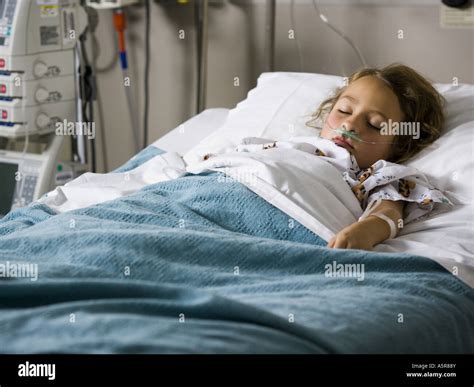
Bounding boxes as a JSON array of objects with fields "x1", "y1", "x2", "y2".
[
  {"x1": 41, "y1": 107, "x2": 473, "y2": 287},
  {"x1": 152, "y1": 107, "x2": 474, "y2": 288}
]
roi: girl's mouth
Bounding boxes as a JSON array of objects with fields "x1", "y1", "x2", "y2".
[{"x1": 333, "y1": 136, "x2": 354, "y2": 150}]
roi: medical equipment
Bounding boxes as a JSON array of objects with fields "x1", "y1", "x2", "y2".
[
  {"x1": 112, "y1": 8, "x2": 140, "y2": 151},
  {"x1": 265, "y1": 0, "x2": 276, "y2": 72},
  {"x1": 195, "y1": 0, "x2": 209, "y2": 114},
  {"x1": 0, "y1": 0, "x2": 87, "y2": 216},
  {"x1": 287, "y1": 0, "x2": 367, "y2": 71},
  {"x1": 0, "y1": 0, "x2": 87, "y2": 137},
  {"x1": 0, "y1": 133, "x2": 62, "y2": 216},
  {"x1": 54, "y1": 160, "x2": 89, "y2": 186},
  {"x1": 333, "y1": 126, "x2": 364, "y2": 142},
  {"x1": 329, "y1": 124, "x2": 396, "y2": 145},
  {"x1": 310, "y1": 0, "x2": 367, "y2": 69},
  {"x1": 89, "y1": 0, "x2": 144, "y2": 151},
  {"x1": 90, "y1": 0, "x2": 209, "y2": 148}
]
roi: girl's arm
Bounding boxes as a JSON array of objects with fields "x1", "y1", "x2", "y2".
[{"x1": 327, "y1": 200, "x2": 405, "y2": 250}]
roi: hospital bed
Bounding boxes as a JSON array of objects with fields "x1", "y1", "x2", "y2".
[
  {"x1": 0, "y1": 72, "x2": 473, "y2": 354},
  {"x1": 156, "y1": 75, "x2": 474, "y2": 288}
]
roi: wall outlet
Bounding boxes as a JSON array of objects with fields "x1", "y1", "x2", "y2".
[{"x1": 440, "y1": 3, "x2": 474, "y2": 28}]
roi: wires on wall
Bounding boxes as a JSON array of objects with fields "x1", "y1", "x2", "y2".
[
  {"x1": 92, "y1": 27, "x2": 119, "y2": 74},
  {"x1": 290, "y1": 0, "x2": 304, "y2": 72},
  {"x1": 88, "y1": 6, "x2": 109, "y2": 172},
  {"x1": 114, "y1": 8, "x2": 141, "y2": 151},
  {"x1": 195, "y1": 0, "x2": 209, "y2": 114},
  {"x1": 90, "y1": 35, "x2": 110, "y2": 171},
  {"x1": 311, "y1": 0, "x2": 368, "y2": 68},
  {"x1": 78, "y1": 24, "x2": 98, "y2": 173},
  {"x1": 290, "y1": 0, "x2": 368, "y2": 71},
  {"x1": 143, "y1": 0, "x2": 151, "y2": 149}
]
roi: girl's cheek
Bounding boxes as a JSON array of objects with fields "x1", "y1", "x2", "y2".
[
  {"x1": 326, "y1": 113, "x2": 338, "y2": 129},
  {"x1": 320, "y1": 126, "x2": 331, "y2": 139}
]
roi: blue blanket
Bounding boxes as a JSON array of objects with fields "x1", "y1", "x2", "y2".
[{"x1": 0, "y1": 147, "x2": 473, "y2": 354}]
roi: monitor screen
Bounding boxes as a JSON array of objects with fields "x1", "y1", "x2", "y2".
[
  {"x1": 0, "y1": 161, "x2": 18, "y2": 216},
  {"x1": 0, "y1": 0, "x2": 17, "y2": 46}
]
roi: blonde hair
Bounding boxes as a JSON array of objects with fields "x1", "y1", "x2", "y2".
[{"x1": 307, "y1": 63, "x2": 446, "y2": 163}]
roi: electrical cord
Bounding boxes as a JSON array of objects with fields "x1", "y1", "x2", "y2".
[
  {"x1": 83, "y1": 7, "x2": 99, "y2": 173},
  {"x1": 93, "y1": 33, "x2": 119, "y2": 73},
  {"x1": 91, "y1": 8, "x2": 119, "y2": 74},
  {"x1": 79, "y1": 29, "x2": 97, "y2": 173},
  {"x1": 90, "y1": 34, "x2": 109, "y2": 171},
  {"x1": 88, "y1": 7, "x2": 109, "y2": 171},
  {"x1": 143, "y1": 0, "x2": 151, "y2": 149},
  {"x1": 290, "y1": 0, "x2": 304, "y2": 72},
  {"x1": 311, "y1": 0, "x2": 367, "y2": 68},
  {"x1": 289, "y1": 0, "x2": 367, "y2": 72},
  {"x1": 195, "y1": 1, "x2": 201, "y2": 113},
  {"x1": 72, "y1": 45, "x2": 81, "y2": 163}
]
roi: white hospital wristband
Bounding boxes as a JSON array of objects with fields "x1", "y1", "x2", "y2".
[{"x1": 368, "y1": 213, "x2": 398, "y2": 239}]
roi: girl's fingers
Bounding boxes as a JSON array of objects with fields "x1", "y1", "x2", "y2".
[
  {"x1": 328, "y1": 234, "x2": 373, "y2": 251},
  {"x1": 327, "y1": 237, "x2": 335, "y2": 248},
  {"x1": 333, "y1": 238, "x2": 348, "y2": 249}
]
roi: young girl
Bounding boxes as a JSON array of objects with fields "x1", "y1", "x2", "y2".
[
  {"x1": 234, "y1": 64, "x2": 451, "y2": 251},
  {"x1": 318, "y1": 64, "x2": 452, "y2": 250}
]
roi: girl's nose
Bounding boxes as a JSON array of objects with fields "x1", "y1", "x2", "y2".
[
  {"x1": 342, "y1": 120, "x2": 365, "y2": 137},
  {"x1": 341, "y1": 122, "x2": 358, "y2": 135}
]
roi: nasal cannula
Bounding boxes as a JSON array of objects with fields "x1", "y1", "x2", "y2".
[{"x1": 327, "y1": 122, "x2": 395, "y2": 145}]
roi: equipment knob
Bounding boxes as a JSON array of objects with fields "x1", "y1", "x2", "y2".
[
  {"x1": 36, "y1": 113, "x2": 50, "y2": 129},
  {"x1": 35, "y1": 88, "x2": 50, "y2": 103},
  {"x1": 33, "y1": 61, "x2": 49, "y2": 78}
]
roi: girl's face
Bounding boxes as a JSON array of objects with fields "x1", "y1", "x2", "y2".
[{"x1": 320, "y1": 75, "x2": 404, "y2": 169}]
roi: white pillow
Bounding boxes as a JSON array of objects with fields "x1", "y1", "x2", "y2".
[
  {"x1": 405, "y1": 83, "x2": 474, "y2": 205},
  {"x1": 221, "y1": 72, "x2": 344, "y2": 139},
  {"x1": 183, "y1": 72, "x2": 474, "y2": 205},
  {"x1": 183, "y1": 72, "x2": 343, "y2": 164}
]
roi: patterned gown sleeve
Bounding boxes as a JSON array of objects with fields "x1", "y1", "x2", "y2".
[{"x1": 346, "y1": 160, "x2": 452, "y2": 223}]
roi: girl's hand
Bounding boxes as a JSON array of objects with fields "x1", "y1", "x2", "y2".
[
  {"x1": 327, "y1": 221, "x2": 376, "y2": 251},
  {"x1": 328, "y1": 200, "x2": 405, "y2": 251}
]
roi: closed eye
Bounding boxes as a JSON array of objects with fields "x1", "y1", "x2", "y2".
[
  {"x1": 337, "y1": 109, "x2": 381, "y2": 130},
  {"x1": 368, "y1": 122, "x2": 380, "y2": 130}
]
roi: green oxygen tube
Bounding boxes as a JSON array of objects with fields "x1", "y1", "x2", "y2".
[
  {"x1": 334, "y1": 127, "x2": 364, "y2": 142},
  {"x1": 331, "y1": 126, "x2": 395, "y2": 145}
]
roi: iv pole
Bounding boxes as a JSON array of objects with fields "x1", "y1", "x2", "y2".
[
  {"x1": 195, "y1": 0, "x2": 273, "y2": 112},
  {"x1": 196, "y1": 0, "x2": 209, "y2": 114},
  {"x1": 265, "y1": 0, "x2": 276, "y2": 72}
]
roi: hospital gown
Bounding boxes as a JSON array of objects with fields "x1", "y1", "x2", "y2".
[{"x1": 204, "y1": 136, "x2": 452, "y2": 224}]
